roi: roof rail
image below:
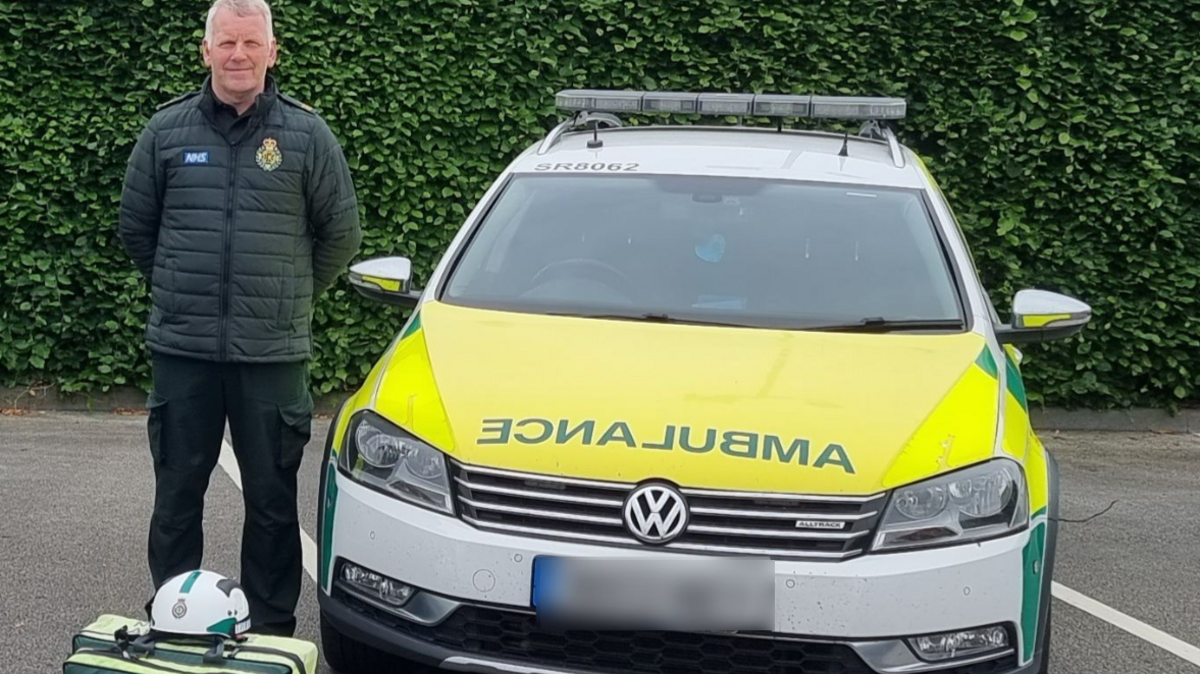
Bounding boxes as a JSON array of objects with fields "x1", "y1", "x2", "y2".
[
  {"x1": 537, "y1": 111, "x2": 623, "y2": 155},
  {"x1": 882, "y1": 126, "x2": 905, "y2": 169},
  {"x1": 858, "y1": 119, "x2": 906, "y2": 168},
  {"x1": 537, "y1": 117, "x2": 576, "y2": 156}
]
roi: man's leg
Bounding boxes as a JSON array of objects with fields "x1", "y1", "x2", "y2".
[
  {"x1": 146, "y1": 352, "x2": 226, "y2": 591},
  {"x1": 225, "y1": 359, "x2": 311, "y2": 636}
]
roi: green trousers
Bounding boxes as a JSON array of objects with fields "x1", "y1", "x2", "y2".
[{"x1": 145, "y1": 351, "x2": 313, "y2": 636}]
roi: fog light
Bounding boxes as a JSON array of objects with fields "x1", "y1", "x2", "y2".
[
  {"x1": 342, "y1": 562, "x2": 414, "y2": 607},
  {"x1": 908, "y1": 625, "x2": 1009, "y2": 662},
  {"x1": 379, "y1": 579, "x2": 415, "y2": 606}
]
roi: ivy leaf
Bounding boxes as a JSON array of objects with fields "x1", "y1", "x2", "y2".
[{"x1": 0, "y1": 0, "x2": 1194, "y2": 411}]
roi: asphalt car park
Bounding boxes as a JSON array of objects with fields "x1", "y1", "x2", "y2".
[{"x1": 2, "y1": 411, "x2": 1198, "y2": 673}]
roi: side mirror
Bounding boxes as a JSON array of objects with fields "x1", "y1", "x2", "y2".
[
  {"x1": 348, "y1": 257, "x2": 422, "y2": 308},
  {"x1": 996, "y1": 289, "x2": 1091, "y2": 344}
]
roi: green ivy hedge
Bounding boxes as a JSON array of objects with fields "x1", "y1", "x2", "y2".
[{"x1": 1, "y1": 0, "x2": 1197, "y2": 408}]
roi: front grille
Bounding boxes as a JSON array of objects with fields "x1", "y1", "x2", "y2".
[
  {"x1": 336, "y1": 588, "x2": 1020, "y2": 674},
  {"x1": 452, "y1": 462, "x2": 886, "y2": 560},
  {"x1": 337, "y1": 587, "x2": 873, "y2": 673}
]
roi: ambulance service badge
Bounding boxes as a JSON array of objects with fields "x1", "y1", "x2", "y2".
[{"x1": 256, "y1": 138, "x2": 282, "y2": 172}]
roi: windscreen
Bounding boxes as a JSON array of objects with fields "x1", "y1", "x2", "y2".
[{"x1": 441, "y1": 174, "x2": 963, "y2": 329}]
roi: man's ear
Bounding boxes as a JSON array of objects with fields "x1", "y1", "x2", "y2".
[
  {"x1": 267, "y1": 38, "x2": 278, "y2": 69},
  {"x1": 201, "y1": 39, "x2": 212, "y2": 67}
]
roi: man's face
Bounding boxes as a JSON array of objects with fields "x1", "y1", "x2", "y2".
[{"x1": 202, "y1": 7, "x2": 277, "y2": 99}]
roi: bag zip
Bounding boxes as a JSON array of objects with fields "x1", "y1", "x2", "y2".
[
  {"x1": 73, "y1": 625, "x2": 306, "y2": 674},
  {"x1": 70, "y1": 645, "x2": 294, "y2": 674},
  {"x1": 70, "y1": 648, "x2": 194, "y2": 674},
  {"x1": 228, "y1": 644, "x2": 307, "y2": 674}
]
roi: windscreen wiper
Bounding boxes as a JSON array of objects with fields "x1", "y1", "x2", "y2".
[
  {"x1": 805, "y1": 317, "x2": 966, "y2": 333},
  {"x1": 546, "y1": 311, "x2": 752, "y2": 329},
  {"x1": 547, "y1": 311, "x2": 964, "y2": 332}
]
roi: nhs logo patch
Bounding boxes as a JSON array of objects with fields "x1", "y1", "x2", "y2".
[{"x1": 182, "y1": 151, "x2": 210, "y2": 165}]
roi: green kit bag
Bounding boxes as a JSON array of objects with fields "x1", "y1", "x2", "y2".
[{"x1": 64, "y1": 615, "x2": 318, "y2": 674}]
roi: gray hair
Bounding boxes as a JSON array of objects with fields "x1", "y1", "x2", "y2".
[{"x1": 205, "y1": 0, "x2": 274, "y2": 42}]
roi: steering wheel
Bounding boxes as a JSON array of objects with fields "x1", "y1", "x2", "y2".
[{"x1": 528, "y1": 258, "x2": 637, "y2": 298}]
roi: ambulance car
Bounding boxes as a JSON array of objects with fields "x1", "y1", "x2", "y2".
[{"x1": 315, "y1": 90, "x2": 1091, "y2": 674}]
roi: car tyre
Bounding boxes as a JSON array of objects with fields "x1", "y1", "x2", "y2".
[{"x1": 320, "y1": 611, "x2": 420, "y2": 673}]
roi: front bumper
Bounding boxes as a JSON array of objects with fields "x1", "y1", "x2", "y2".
[
  {"x1": 319, "y1": 472, "x2": 1053, "y2": 674},
  {"x1": 320, "y1": 582, "x2": 1040, "y2": 674}
]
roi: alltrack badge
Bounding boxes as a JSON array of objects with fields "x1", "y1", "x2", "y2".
[
  {"x1": 256, "y1": 138, "x2": 282, "y2": 172},
  {"x1": 795, "y1": 519, "x2": 847, "y2": 530}
]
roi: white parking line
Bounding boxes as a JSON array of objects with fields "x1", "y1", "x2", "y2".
[
  {"x1": 215, "y1": 438, "x2": 1200, "y2": 666},
  {"x1": 1052, "y1": 582, "x2": 1200, "y2": 667},
  {"x1": 219, "y1": 439, "x2": 319, "y2": 582}
]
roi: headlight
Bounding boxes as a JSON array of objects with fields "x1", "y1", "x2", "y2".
[
  {"x1": 873, "y1": 459, "x2": 1027, "y2": 552},
  {"x1": 338, "y1": 411, "x2": 454, "y2": 514}
]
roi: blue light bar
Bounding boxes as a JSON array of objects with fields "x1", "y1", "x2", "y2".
[
  {"x1": 553, "y1": 90, "x2": 906, "y2": 120},
  {"x1": 809, "y1": 96, "x2": 906, "y2": 120},
  {"x1": 555, "y1": 89, "x2": 645, "y2": 113},
  {"x1": 642, "y1": 92, "x2": 699, "y2": 114},
  {"x1": 697, "y1": 93, "x2": 754, "y2": 116},
  {"x1": 752, "y1": 94, "x2": 812, "y2": 118}
]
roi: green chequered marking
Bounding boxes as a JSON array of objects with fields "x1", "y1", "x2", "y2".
[
  {"x1": 179, "y1": 570, "x2": 202, "y2": 593},
  {"x1": 206, "y1": 617, "x2": 236, "y2": 636},
  {"x1": 401, "y1": 310, "x2": 422, "y2": 340},
  {"x1": 1020, "y1": 521, "x2": 1047, "y2": 662},
  {"x1": 975, "y1": 345, "x2": 999, "y2": 379},
  {"x1": 320, "y1": 462, "x2": 339, "y2": 592},
  {"x1": 1005, "y1": 353, "x2": 1029, "y2": 411}
]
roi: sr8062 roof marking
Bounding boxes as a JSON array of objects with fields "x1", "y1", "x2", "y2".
[{"x1": 533, "y1": 162, "x2": 640, "y2": 172}]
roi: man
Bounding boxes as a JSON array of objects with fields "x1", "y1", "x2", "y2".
[{"x1": 118, "y1": 0, "x2": 361, "y2": 637}]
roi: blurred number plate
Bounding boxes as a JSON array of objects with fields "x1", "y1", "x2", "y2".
[{"x1": 532, "y1": 556, "x2": 775, "y2": 631}]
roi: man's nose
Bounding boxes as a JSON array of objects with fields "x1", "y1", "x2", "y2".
[{"x1": 231, "y1": 43, "x2": 248, "y2": 61}]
